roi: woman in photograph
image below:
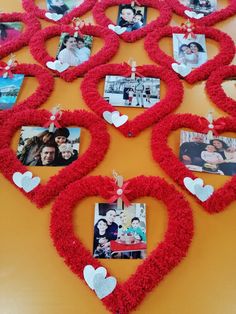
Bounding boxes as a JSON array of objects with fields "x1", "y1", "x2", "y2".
[
  {"x1": 57, "y1": 35, "x2": 80, "y2": 66},
  {"x1": 189, "y1": 42, "x2": 208, "y2": 67},
  {"x1": 178, "y1": 44, "x2": 198, "y2": 67},
  {"x1": 118, "y1": 5, "x2": 142, "y2": 32},
  {"x1": 47, "y1": 0, "x2": 69, "y2": 15},
  {"x1": 0, "y1": 23, "x2": 21, "y2": 45},
  {"x1": 93, "y1": 219, "x2": 111, "y2": 258}
]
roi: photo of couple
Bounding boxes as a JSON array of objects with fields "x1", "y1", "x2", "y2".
[
  {"x1": 56, "y1": 33, "x2": 92, "y2": 67},
  {"x1": 117, "y1": 4, "x2": 147, "y2": 32},
  {"x1": 179, "y1": 131, "x2": 236, "y2": 176},
  {"x1": 0, "y1": 22, "x2": 22, "y2": 45},
  {"x1": 17, "y1": 126, "x2": 80, "y2": 167},
  {"x1": 173, "y1": 34, "x2": 208, "y2": 68},
  {"x1": 180, "y1": 0, "x2": 217, "y2": 16},
  {"x1": 46, "y1": 0, "x2": 84, "y2": 16},
  {"x1": 93, "y1": 202, "x2": 146, "y2": 259}
]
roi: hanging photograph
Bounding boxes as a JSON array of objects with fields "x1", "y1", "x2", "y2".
[
  {"x1": 0, "y1": 22, "x2": 23, "y2": 45},
  {"x1": 116, "y1": 4, "x2": 147, "y2": 32},
  {"x1": 0, "y1": 74, "x2": 24, "y2": 110},
  {"x1": 45, "y1": 0, "x2": 82, "y2": 16},
  {"x1": 179, "y1": 0, "x2": 217, "y2": 16}
]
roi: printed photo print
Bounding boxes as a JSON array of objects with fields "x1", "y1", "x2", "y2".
[
  {"x1": 0, "y1": 22, "x2": 23, "y2": 46},
  {"x1": 179, "y1": 0, "x2": 217, "y2": 16},
  {"x1": 179, "y1": 130, "x2": 236, "y2": 176},
  {"x1": 46, "y1": 0, "x2": 83, "y2": 16},
  {"x1": 104, "y1": 76, "x2": 160, "y2": 108},
  {"x1": 56, "y1": 33, "x2": 92, "y2": 67},
  {"x1": 117, "y1": 4, "x2": 147, "y2": 32},
  {"x1": 0, "y1": 74, "x2": 24, "y2": 110},
  {"x1": 93, "y1": 202, "x2": 147, "y2": 259},
  {"x1": 17, "y1": 126, "x2": 80, "y2": 167},
  {"x1": 173, "y1": 33, "x2": 208, "y2": 68}
]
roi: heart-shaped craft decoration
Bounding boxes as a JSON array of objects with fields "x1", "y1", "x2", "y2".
[
  {"x1": 0, "y1": 109, "x2": 110, "y2": 208},
  {"x1": 46, "y1": 60, "x2": 70, "y2": 72},
  {"x1": 29, "y1": 24, "x2": 119, "y2": 82},
  {"x1": 108, "y1": 24, "x2": 126, "y2": 35},
  {"x1": 144, "y1": 25, "x2": 235, "y2": 84},
  {"x1": 92, "y1": 0, "x2": 172, "y2": 43},
  {"x1": 103, "y1": 110, "x2": 128, "y2": 127},
  {"x1": 12, "y1": 171, "x2": 33, "y2": 188},
  {"x1": 171, "y1": 63, "x2": 192, "y2": 77},
  {"x1": 206, "y1": 65, "x2": 236, "y2": 116},
  {"x1": 0, "y1": 62, "x2": 54, "y2": 124},
  {"x1": 22, "y1": 0, "x2": 97, "y2": 24},
  {"x1": 84, "y1": 265, "x2": 107, "y2": 290},
  {"x1": 45, "y1": 12, "x2": 63, "y2": 22},
  {"x1": 184, "y1": 10, "x2": 204, "y2": 19},
  {"x1": 81, "y1": 64, "x2": 183, "y2": 137},
  {"x1": 0, "y1": 12, "x2": 40, "y2": 59},
  {"x1": 165, "y1": 0, "x2": 236, "y2": 26},
  {"x1": 50, "y1": 175, "x2": 193, "y2": 313},
  {"x1": 151, "y1": 113, "x2": 236, "y2": 213}
]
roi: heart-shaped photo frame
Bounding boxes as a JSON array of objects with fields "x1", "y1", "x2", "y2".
[
  {"x1": 0, "y1": 62, "x2": 54, "y2": 123},
  {"x1": 0, "y1": 12, "x2": 41, "y2": 59},
  {"x1": 0, "y1": 109, "x2": 110, "y2": 208},
  {"x1": 151, "y1": 113, "x2": 236, "y2": 213},
  {"x1": 81, "y1": 63, "x2": 183, "y2": 137},
  {"x1": 166, "y1": 0, "x2": 236, "y2": 26},
  {"x1": 144, "y1": 25, "x2": 235, "y2": 84},
  {"x1": 206, "y1": 65, "x2": 236, "y2": 116},
  {"x1": 22, "y1": 0, "x2": 97, "y2": 24},
  {"x1": 92, "y1": 0, "x2": 172, "y2": 43},
  {"x1": 50, "y1": 175, "x2": 193, "y2": 313},
  {"x1": 29, "y1": 24, "x2": 119, "y2": 82}
]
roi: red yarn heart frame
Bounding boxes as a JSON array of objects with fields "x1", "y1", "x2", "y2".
[
  {"x1": 0, "y1": 109, "x2": 110, "y2": 208},
  {"x1": 206, "y1": 65, "x2": 236, "y2": 116},
  {"x1": 50, "y1": 175, "x2": 193, "y2": 314},
  {"x1": 22, "y1": 0, "x2": 97, "y2": 24},
  {"x1": 29, "y1": 24, "x2": 119, "y2": 82},
  {"x1": 92, "y1": 0, "x2": 172, "y2": 43},
  {"x1": 81, "y1": 64, "x2": 183, "y2": 137},
  {"x1": 151, "y1": 113, "x2": 236, "y2": 213},
  {"x1": 166, "y1": 0, "x2": 236, "y2": 26},
  {"x1": 0, "y1": 12, "x2": 41, "y2": 59},
  {"x1": 144, "y1": 25, "x2": 235, "y2": 84}
]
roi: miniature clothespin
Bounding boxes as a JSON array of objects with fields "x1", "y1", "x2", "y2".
[
  {"x1": 72, "y1": 18, "x2": 85, "y2": 37},
  {"x1": 108, "y1": 171, "x2": 131, "y2": 209},
  {"x1": 0, "y1": 54, "x2": 18, "y2": 78},
  {"x1": 181, "y1": 19, "x2": 196, "y2": 39},
  {"x1": 43, "y1": 105, "x2": 62, "y2": 132},
  {"x1": 131, "y1": 0, "x2": 141, "y2": 7},
  {"x1": 128, "y1": 58, "x2": 137, "y2": 80},
  {"x1": 206, "y1": 111, "x2": 214, "y2": 139}
]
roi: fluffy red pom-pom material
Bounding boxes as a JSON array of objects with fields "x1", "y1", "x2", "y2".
[
  {"x1": 29, "y1": 24, "x2": 119, "y2": 82},
  {"x1": 206, "y1": 65, "x2": 236, "y2": 116},
  {"x1": 151, "y1": 113, "x2": 236, "y2": 213},
  {"x1": 50, "y1": 175, "x2": 194, "y2": 314},
  {"x1": 0, "y1": 12, "x2": 41, "y2": 59},
  {"x1": 92, "y1": 0, "x2": 172, "y2": 43},
  {"x1": 0, "y1": 109, "x2": 110, "y2": 208},
  {"x1": 81, "y1": 63, "x2": 183, "y2": 137},
  {"x1": 144, "y1": 25, "x2": 235, "y2": 84}
]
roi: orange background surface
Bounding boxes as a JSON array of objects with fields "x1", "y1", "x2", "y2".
[{"x1": 0, "y1": 1, "x2": 236, "y2": 313}]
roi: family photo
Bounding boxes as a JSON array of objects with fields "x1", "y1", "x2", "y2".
[
  {"x1": 104, "y1": 75, "x2": 160, "y2": 108},
  {"x1": 56, "y1": 33, "x2": 92, "y2": 67},
  {"x1": 17, "y1": 126, "x2": 80, "y2": 167},
  {"x1": 93, "y1": 202, "x2": 146, "y2": 259},
  {"x1": 46, "y1": 0, "x2": 83, "y2": 16},
  {"x1": 179, "y1": 131, "x2": 236, "y2": 176},
  {"x1": 179, "y1": 0, "x2": 217, "y2": 15},
  {"x1": 0, "y1": 74, "x2": 24, "y2": 110},
  {"x1": 117, "y1": 4, "x2": 147, "y2": 32},
  {"x1": 173, "y1": 33, "x2": 208, "y2": 68},
  {"x1": 0, "y1": 22, "x2": 23, "y2": 45}
]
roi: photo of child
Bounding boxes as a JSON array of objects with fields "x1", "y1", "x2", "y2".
[
  {"x1": 46, "y1": 0, "x2": 83, "y2": 16},
  {"x1": 117, "y1": 4, "x2": 147, "y2": 32},
  {"x1": 0, "y1": 74, "x2": 24, "y2": 110},
  {"x1": 179, "y1": 0, "x2": 217, "y2": 16},
  {"x1": 0, "y1": 22, "x2": 23, "y2": 45}
]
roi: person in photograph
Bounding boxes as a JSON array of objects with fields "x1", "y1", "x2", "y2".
[
  {"x1": 57, "y1": 35, "x2": 80, "y2": 66},
  {"x1": 118, "y1": 5, "x2": 142, "y2": 32},
  {"x1": 57, "y1": 143, "x2": 77, "y2": 166},
  {"x1": 125, "y1": 217, "x2": 146, "y2": 242},
  {"x1": 53, "y1": 127, "x2": 78, "y2": 163},
  {"x1": 145, "y1": 85, "x2": 151, "y2": 104},
  {"x1": 47, "y1": 0, "x2": 69, "y2": 15},
  {"x1": 33, "y1": 143, "x2": 58, "y2": 166},
  {"x1": 118, "y1": 209, "x2": 131, "y2": 239},
  {"x1": 128, "y1": 87, "x2": 134, "y2": 105},
  {"x1": 0, "y1": 23, "x2": 21, "y2": 45},
  {"x1": 76, "y1": 37, "x2": 91, "y2": 63},
  {"x1": 133, "y1": 10, "x2": 144, "y2": 27},
  {"x1": 180, "y1": 134, "x2": 207, "y2": 166},
  {"x1": 18, "y1": 130, "x2": 54, "y2": 166},
  {"x1": 201, "y1": 144, "x2": 224, "y2": 172},
  {"x1": 135, "y1": 78, "x2": 144, "y2": 107},
  {"x1": 105, "y1": 209, "x2": 118, "y2": 240},
  {"x1": 123, "y1": 83, "x2": 130, "y2": 105},
  {"x1": 93, "y1": 218, "x2": 111, "y2": 258},
  {"x1": 178, "y1": 44, "x2": 198, "y2": 67},
  {"x1": 189, "y1": 42, "x2": 207, "y2": 67}
]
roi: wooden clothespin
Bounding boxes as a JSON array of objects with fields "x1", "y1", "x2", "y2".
[
  {"x1": 206, "y1": 111, "x2": 214, "y2": 140},
  {"x1": 47, "y1": 105, "x2": 62, "y2": 132},
  {"x1": 0, "y1": 54, "x2": 18, "y2": 78},
  {"x1": 72, "y1": 18, "x2": 84, "y2": 37},
  {"x1": 112, "y1": 170, "x2": 124, "y2": 209},
  {"x1": 128, "y1": 58, "x2": 137, "y2": 80}
]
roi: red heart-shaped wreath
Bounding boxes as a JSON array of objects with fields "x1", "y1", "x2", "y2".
[
  {"x1": 144, "y1": 25, "x2": 235, "y2": 84},
  {"x1": 22, "y1": 0, "x2": 97, "y2": 24},
  {"x1": 50, "y1": 175, "x2": 193, "y2": 314},
  {"x1": 206, "y1": 65, "x2": 236, "y2": 116},
  {"x1": 81, "y1": 63, "x2": 183, "y2": 137},
  {"x1": 0, "y1": 62, "x2": 54, "y2": 124},
  {"x1": 29, "y1": 24, "x2": 119, "y2": 82},
  {"x1": 166, "y1": 0, "x2": 236, "y2": 26},
  {"x1": 0, "y1": 12, "x2": 41, "y2": 59},
  {"x1": 92, "y1": 0, "x2": 172, "y2": 43},
  {"x1": 0, "y1": 109, "x2": 110, "y2": 208},
  {"x1": 151, "y1": 113, "x2": 236, "y2": 213}
]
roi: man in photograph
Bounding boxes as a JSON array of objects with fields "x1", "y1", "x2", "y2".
[
  {"x1": 135, "y1": 78, "x2": 144, "y2": 107},
  {"x1": 105, "y1": 209, "x2": 118, "y2": 240},
  {"x1": 33, "y1": 143, "x2": 58, "y2": 166},
  {"x1": 180, "y1": 134, "x2": 207, "y2": 166}
]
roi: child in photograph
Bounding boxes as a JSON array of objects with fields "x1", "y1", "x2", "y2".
[
  {"x1": 201, "y1": 144, "x2": 224, "y2": 165},
  {"x1": 178, "y1": 44, "x2": 198, "y2": 67},
  {"x1": 145, "y1": 85, "x2": 151, "y2": 103},
  {"x1": 57, "y1": 35, "x2": 80, "y2": 66},
  {"x1": 47, "y1": 0, "x2": 69, "y2": 15},
  {"x1": 57, "y1": 143, "x2": 77, "y2": 165},
  {"x1": 133, "y1": 10, "x2": 144, "y2": 27},
  {"x1": 128, "y1": 87, "x2": 134, "y2": 105},
  {"x1": 135, "y1": 78, "x2": 144, "y2": 107},
  {"x1": 123, "y1": 84, "x2": 130, "y2": 105},
  {"x1": 54, "y1": 128, "x2": 78, "y2": 162},
  {"x1": 118, "y1": 5, "x2": 142, "y2": 32},
  {"x1": 76, "y1": 37, "x2": 91, "y2": 63},
  {"x1": 0, "y1": 23, "x2": 21, "y2": 45},
  {"x1": 93, "y1": 219, "x2": 111, "y2": 258},
  {"x1": 125, "y1": 217, "x2": 146, "y2": 242}
]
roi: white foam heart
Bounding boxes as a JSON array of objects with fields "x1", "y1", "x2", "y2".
[
  {"x1": 102, "y1": 111, "x2": 119, "y2": 124},
  {"x1": 12, "y1": 171, "x2": 33, "y2": 188},
  {"x1": 112, "y1": 112, "x2": 128, "y2": 127},
  {"x1": 46, "y1": 60, "x2": 70, "y2": 73},
  {"x1": 83, "y1": 265, "x2": 107, "y2": 290},
  {"x1": 171, "y1": 63, "x2": 192, "y2": 77},
  {"x1": 194, "y1": 184, "x2": 214, "y2": 202},
  {"x1": 21, "y1": 176, "x2": 40, "y2": 193},
  {"x1": 184, "y1": 10, "x2": 204, "y2": 19},
  {"x1": 108, "y1": 24, "x2": 126, "y2": 35},
  {"x1": 93, "y1": 273, "x2": 117, "y2": 299},
  {"x1": 183, "y1": 177, "x2": 204, "y2": 195},
  {"x1": 45, "y1": 12, "x2": 63, "y2": 21}
]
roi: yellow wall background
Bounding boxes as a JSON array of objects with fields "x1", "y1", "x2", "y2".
[{"x1": 0, "y1": 1, "x2": 235, "y2": 313}]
